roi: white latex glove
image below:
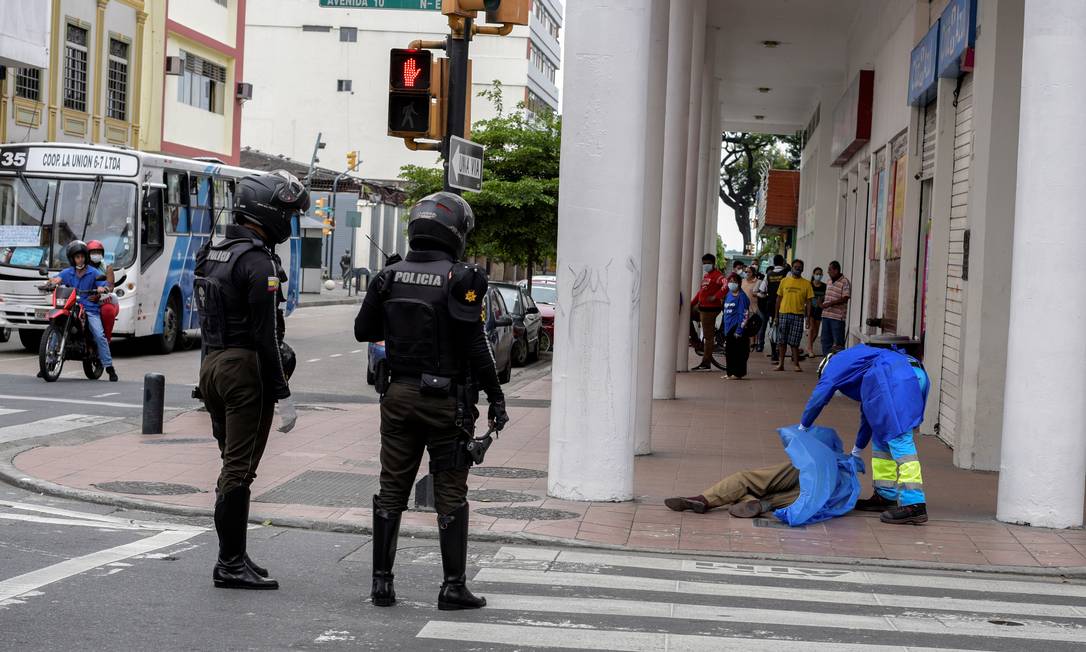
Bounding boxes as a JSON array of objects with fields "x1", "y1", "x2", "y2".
[
  {"x1": 278, "y1": 398, "x2": 298, "y2": 433},
  {"x1": 851, "y1": 446, "x2": 862, "y2": 458},
  {"x1": 796, "y1": 424, "x2": 808, "y2": 431}
]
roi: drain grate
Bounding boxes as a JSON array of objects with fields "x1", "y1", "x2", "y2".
[
  {"x1": 142, "y1": 438, "x2": 208, "y2": 445},
  {"x1": 753, "y1": 517, "x2": 805, "y2": 531},
  {"x1": 253, "y1": 470, "x2": 382, "y2": 508},
  {"x1": 469, "y1": 489, "x2": 539, "y2": 503},
  {"x1": 470, "y1": 466, "x2": 547, "y2": 479},
  {"x1": 295, "y1": 405, "x2": 346, "y2": 412},
  {"x1": 94, "y1": 481, "x2": 204, "y2": 495},
  {"x1": 988, "y1": 620, "x2": 1025, "y2": 627},
  {"x1": 475, "y1": 506, "x2": 578, "y2": 521}
]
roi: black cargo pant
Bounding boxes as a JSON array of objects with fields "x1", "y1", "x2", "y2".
[
  {"x1": 377, "y1": 381, "x2": 469, "y2": 516},
  {"x1": 199, "y1": 348, "x2": 276, "y2": 495}
]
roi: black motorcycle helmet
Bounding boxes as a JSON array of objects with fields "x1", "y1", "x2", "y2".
[
  {"x1": 407, "y1": 191, "x2": 474, "y2": 258},
  {"x1": 279, "y1": 341, "x2": 297, "y2": 381},
  {"x1": 234, "y1": 170, "x2": 310, "y2": 245},
  {"x1": 66, "y1": 240, "x2": 89, "y2": 268}
]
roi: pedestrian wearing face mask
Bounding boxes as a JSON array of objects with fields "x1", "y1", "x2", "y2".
[
  {"x1": 807, "y1": 267, "x2": 826, "y2": 357},
  {"x1": 690, "y1": 253, "x2": 726, "y2": 371},
  {"x1": 722, "y1": 273, "x2": 750, "y2": 379},
  {"x1": 775, "y1": 259, "x2": 814, "y2": 372}
]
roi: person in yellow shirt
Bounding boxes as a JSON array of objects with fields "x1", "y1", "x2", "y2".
[{"x1": 775, "y1": 259, "x2": 814, "y2": 372}]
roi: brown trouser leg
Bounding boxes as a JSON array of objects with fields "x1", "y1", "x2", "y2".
[
  {"x1": 701, "y1": 462, "x2": 801, "y2": 509},
  {"x1": 200, "y1": 349, "x2": 276, "y2": 495},
  {"x1": 700, "y1": 309, "x2": 719, "y2": 365}
]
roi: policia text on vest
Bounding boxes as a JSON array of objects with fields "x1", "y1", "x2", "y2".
[{"x1": 354, "y1": 191, "x2": 509, "y2": 612}]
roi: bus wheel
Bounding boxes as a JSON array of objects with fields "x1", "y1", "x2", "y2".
[
  {"x1": 151, "y1": 295, "x2": 181, "y2": 355},
  {"x1": 18, "y1": 329, "x2": 42, "y2": 352}
]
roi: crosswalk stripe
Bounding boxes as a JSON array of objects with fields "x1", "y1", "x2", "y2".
[
  {"x1": 482, "y1": 593, "x2": 1086, "y2": 643},
  {"x1": 416, "y1": 621, "x2": 975, "y2": 652},
  {"x1": 0, "y1": 408, "x2": 27, "y2": 417},
  {"x1": 0, "y1": 500, "x2": 206, "y2": 532},
  {"x1": 496, "y1": 546, "x2": 1086, "y2": 599},
  {"x1": 472, "y1": 568, "x2": 1086, "y2": 619},
  {"x1": 0, "y1": 414, "x2": 123, "y2": 444}
]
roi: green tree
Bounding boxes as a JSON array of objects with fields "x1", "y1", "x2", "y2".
[
  {"x1": 399, "y1": 82, "x2": 561, "y2": 286},
  {"x1": 718, "y1": 132, "x2": 799, "y2": 250}
]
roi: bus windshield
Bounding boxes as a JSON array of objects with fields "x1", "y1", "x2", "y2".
[{"x1": 0, "y1": 177, "x2": 137, "y2": 270}]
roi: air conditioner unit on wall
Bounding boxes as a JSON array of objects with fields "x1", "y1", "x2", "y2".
[
  {"x1": 165, "y1": 56, "x2": 183, "y2": 75},
  {"x1": 236, "y1": 82, "x2": 253, "y2": 101}
]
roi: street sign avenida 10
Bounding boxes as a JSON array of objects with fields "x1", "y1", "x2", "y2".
[{"x1": 319, "y1": 0, "x2": 440, "y2": 9}]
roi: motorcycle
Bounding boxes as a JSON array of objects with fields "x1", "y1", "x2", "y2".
[{"x1": 36, "y1": 280, "x2": 107, "y2": 382}]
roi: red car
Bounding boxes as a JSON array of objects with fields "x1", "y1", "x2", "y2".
[{"x1": 529, "y1": 281, "x2": 556, "y2": 353}]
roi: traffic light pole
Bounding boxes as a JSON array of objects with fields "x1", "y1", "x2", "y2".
[{"x1": 443, "y1": 17, "x2": 473, "y2": 195}]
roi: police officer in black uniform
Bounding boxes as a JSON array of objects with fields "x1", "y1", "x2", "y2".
[
  {"x1": 194, "y1": 170, "x2": 308, "y2": 590},
  {"x1": 355, "y1": 191, "x2": 509, "y2": 611}
]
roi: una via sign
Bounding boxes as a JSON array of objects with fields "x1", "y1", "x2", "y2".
[
  {"x1": 318, "y1": 0, "x2": 440, "y2": 9},
  {"x1": 448, "y1": 136, "x2": 484, "y2": 193}
]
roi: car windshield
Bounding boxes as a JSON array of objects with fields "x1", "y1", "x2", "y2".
[
  {"x1": 496, "y1": 286, "x2": 521, "y2": 315},
  {"x1": 531, "y1": 284, "x2": 557, "y2": 304},
  {"x1": 0, "y1": 177, "x2": 137, "y2": 270}
]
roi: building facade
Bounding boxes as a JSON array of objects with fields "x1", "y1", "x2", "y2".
[
  {"x1": 240, "y1": 0, "x2": 562, "y2": 181},
  {"x1": 552, "y1": 0, "x2": 1085, "y2": 529},
  {"x1": 1, "y1": 0, "x2": 148, "y2": 148}
]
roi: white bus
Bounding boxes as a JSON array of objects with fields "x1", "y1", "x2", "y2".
[{"x1": 0, "y1": 143, "x2": 302, "y2": 353}]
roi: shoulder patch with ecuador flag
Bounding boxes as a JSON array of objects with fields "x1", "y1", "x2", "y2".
[{"x1": 267, "y1": 276, "x2": 280, "y2": 292}]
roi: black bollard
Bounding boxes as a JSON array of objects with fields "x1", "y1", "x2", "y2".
[{"x1": 142, "y1": 373, "x2": 165, "y2": 434}]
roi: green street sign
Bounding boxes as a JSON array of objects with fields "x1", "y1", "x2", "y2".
[
  {"x1": 344, "y1": 210, "x2": 362, "y2": 228},
  {"x1": 319, "y1": 0, "x2": 441, "y2": 9}
]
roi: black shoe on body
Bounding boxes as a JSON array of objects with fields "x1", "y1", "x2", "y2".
[
  {"x1": 106, "y1": 366, "x2": 118, "y2": 382},
  {"x1": 854, "y1": 492, "x2": 897, "y2": 512},
  {"x1": 664, "y1": 496, "x2": 708, "y2": 514},
  {"x1": 728, "y1": 498, "x2": 773, "y2": 519},
  {"x1": 371, "y1": 495, "x2": 401, "y2": 607},
  {"x1": 213, "y1": 487, "x2": 278, "y2": 590},
  {"x1": 437, "y1": 502, "x2": 485, "y2": 611},
  {"x1": 881, "y1": 503, "x2": 928, "y2": 525}
]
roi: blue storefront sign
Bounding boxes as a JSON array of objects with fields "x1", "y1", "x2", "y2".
[
  {"x1": 908, "y1": 21, "x2": 939, "y2": 106},
  {"x1": 937, "y1": 0, "x2": 977, "y2": 78}
]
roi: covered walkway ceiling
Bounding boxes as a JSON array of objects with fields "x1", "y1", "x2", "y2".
[{"x1": 708, "y1": 0, "x2": 884, "y2": 135}]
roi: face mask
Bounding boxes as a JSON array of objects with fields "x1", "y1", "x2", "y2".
[
  {"x1": 739, "y1": 271, "x2": 747, "y2": 279},
  {"x1": 75, "y1": 262, "x2": 86, "y2": 270},
  {"x1": 728, "y1": 282, "x2": 739, "y2": 292},
  {"x1": 90, "y1": 254, "x2": 103, "y2": 264},
  {"x1": 813, "y1": 273, "x2": 822, "y2": 282},
  {"x1": 702, "y1": 264, "x2": 713, "y2": 274},
  {"x1": 792, "y1": 269, "x2": 802, "y2": 277}
]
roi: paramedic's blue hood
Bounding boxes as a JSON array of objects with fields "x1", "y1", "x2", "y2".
[{"x1": 774, "y1": 424, "x2": 862, "y2": 527}]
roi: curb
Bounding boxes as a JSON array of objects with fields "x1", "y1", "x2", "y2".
[
  {"x1": 297, "y1": 296, "x2": 363, "y2": 308},
  {"x1": 1, "y1": 447, "x2": 1084, "y2": 580}
]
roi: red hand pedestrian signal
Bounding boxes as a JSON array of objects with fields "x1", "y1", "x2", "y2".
[
  {"x1": 389, "y1": 49, "x2": 432, "y2": 91},
  {"x1": 403, "y1": 58, "x2": 422, "y2": 88}
]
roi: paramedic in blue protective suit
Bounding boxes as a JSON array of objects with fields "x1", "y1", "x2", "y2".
[{"x1": 801, "y1": 344, "x2": 931, "y2": 525}]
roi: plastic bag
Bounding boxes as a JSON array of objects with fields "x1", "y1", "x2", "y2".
[{"x1": 773, "y1": 424, "x2": 861, "y2": 527}]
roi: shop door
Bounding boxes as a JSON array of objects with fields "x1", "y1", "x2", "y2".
[{"x1": 881, "y1": 131, "x2": 909, "y2": 334}]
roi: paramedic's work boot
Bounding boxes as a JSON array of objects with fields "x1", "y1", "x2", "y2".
[{"x1": 880, "y1": 503, "x2": 928, "y2": 525}]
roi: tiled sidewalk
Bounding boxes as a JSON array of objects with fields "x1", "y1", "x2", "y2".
[{"x1": 11, "y1": 352, "x2": 1086, "y2": 570}]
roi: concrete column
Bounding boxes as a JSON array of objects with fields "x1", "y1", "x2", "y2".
[
  {"x1": 997, "y1": 0, "x2": 1086, "y2": 528},
  {"x1": 955, "y1": 0, "x2": 1023, "y2": 470},
  {"x1": 632, "y1": 0, "x2": 670, "y2": 456},
  {"x1": 675, "y1": 3, "x2": 707, "y2": 372},
  {"x1": 652, "y1": 1, "x2": 695, "y2": 399},
  {"x1": 691, "y1": 36, "x2": 716, "y2": 283},
  {"x1": 704, "y1": 96, "x2": 722, "y2": 256},
  {"x1": 548, "y1": 0, "x2": 654, "y2": 502}
]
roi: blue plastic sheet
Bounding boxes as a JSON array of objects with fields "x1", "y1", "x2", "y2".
[{"x1": 773, "y1": 424, "x2": 862, "y2": 527}]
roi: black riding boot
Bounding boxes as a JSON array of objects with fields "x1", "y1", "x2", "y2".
[
  {"x1": 371, "y1": 495, "x2": 401, "y2": 607},
  {"x1": 437, "y1": 502, "x2": 485, "y2": 611},
  {"x1": 213, "y1": 487, "x2": 278, "y2": 589}
]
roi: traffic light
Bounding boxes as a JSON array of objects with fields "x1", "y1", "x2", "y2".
[
  {"x1": 346, "y1": 150, "x2": 358, "y2": 171},
  {"x1": 314, "y1": 197, "x2": 327, "y2": 219},
  {"x1": 486, "y1": 0, "x2": 529, "y2": 26},
  {"x1": 442, "y1": 0, "x2": 501, "y2": 18},
  {"x1": 388, "y1": 49, "x2": 434, "y2": 138}
]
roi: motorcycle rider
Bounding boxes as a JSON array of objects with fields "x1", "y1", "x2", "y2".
[
  {"x1": 194, "y1": 170, "x2": 307, "y2": 590},
  {"x1": 85, "y1": 240, "x2": 118, "y2": 342},
  {"x1": 47, "y1": 240, "x2": 117, "y2": 382},
  {"x1": 354, "y1": 191, "x2": 509, "y2": 611}
]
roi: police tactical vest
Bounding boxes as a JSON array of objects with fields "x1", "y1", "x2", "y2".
[
  {"x1": 381, "y1": 256, "x2": 464, "y2": 379},
  {"x1": 194, "y1": 236, "x2": 270, "y2": 350}
]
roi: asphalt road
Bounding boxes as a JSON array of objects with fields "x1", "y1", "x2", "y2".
[
  {"x1": 0, "y1": 302, "x2": 548, "y2": 411},
  {"x1": 2, "y1": 481, "x2": 1084, "y2": 651}
]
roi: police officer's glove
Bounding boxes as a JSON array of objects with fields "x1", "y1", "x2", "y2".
[
  {"x1": 278, "y1": 397, "x2": 298, "y2": 433},
  {"x1": 488, "y1": 399, "x2": 509, "y2": 432}
]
